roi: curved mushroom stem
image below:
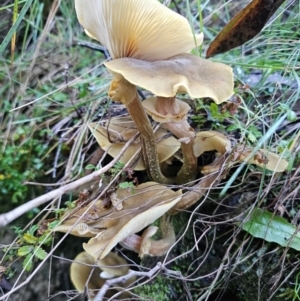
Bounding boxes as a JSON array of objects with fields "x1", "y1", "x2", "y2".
[
  {"x1": 120, "y1": 214, "x2": 175, "y2": 257},
  {"x1": 108, "y1": 77, "x2": 174, "y2": 184},
  {"x1": 156, "y1": 96, "x2": 197, "y2": 184},
  {"x1": 169, "y1": 157, "x2": 227, "y2": 214}
]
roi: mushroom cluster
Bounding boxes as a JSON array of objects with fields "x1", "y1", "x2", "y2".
[
  {"x1": 89, "y1": 116, "x2": 180, "y2": 171},
  {"x1": 61, "y1": 0, "x2": 290, "y2": 298},
  {"x1": 75, "y1": 0, "x2": 234, "y2": 185},
  {"x1": 54, "y1": 182, "x2": 182, "y2": 258}
]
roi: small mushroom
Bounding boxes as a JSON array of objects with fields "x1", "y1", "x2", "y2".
[
  {"x1": 70, "y1": 251, "x2": 135, "y2": 300},
  {"x1": 193, "y1": 131, "x2": 232, "y2": 174},
  {"x1": 89, "y1": 121, "x2": 181, "y2": 170},
  {"x1": 142, "y1": 96, "x2": 191, "y2": 123},
  {"x1": 83, "y1": 182, "x2": 182, "y2": 259},
  {"x1": 193, "y1": 131, "x2": 232, "y2": 158},
  {"x1": 120, "y1": 214, "x2": 176, "y2": 258},
  {"x1": 235, "y1": 146, "x2": 288, "y2": 172},
  {"x1": 171, "y1": 137, "x2": 288, "y2": 213}
]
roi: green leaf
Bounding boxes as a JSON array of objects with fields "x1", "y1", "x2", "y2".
[
  {"x1": 65, "y1": 201, "x2": 76, "y2": 209},
  {"x1": 23, "y1": 233, "x2": 38, "y2": 244},
  {"x1": 85, "y1": 164, "x2": 96, "y2": 170},
  {"x1": 227, "y1": 124, "x2": 239, "y2": 132},
  {"x1": 118, "y1": 181, "x2": 135, "y2": 193},
  {"x1": 18, "y1": 245, "x2": 34, "y2": 257},
  {"x1": 10, "y1": 226, "x2": 22, "y2": 235},
  {"x1": 242, "y1": 209, "x2": 300, "y2": 251},
  {"x1": 27, "y1": 225, "x2": 39, "y2": 235},
  {"x1": 48, "y1": 220, "x2": 61, "y2": 230},
  {"x1": 38, "y1": 234, "x2": 52, "y2": 246},
  {"x1": 0, "y1": 0, "x2": 34, "y2": 55},
  {"x1": 23, "y1": 254, "x2": 33, "y2": 271},
  {"x1": 287, "y1": 110, "x2": 297, "y2": 122},
  {"x1": 34, "y1": 247, "x2": 47, "y2": 260}
]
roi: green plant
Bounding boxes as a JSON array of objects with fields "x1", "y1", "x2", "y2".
[
  {"x1": 0, "y1": 126, "x2": 47, "y2": 203},
  {"x1": 12, "y1": 225, "x2": 52, "y2": 271}
]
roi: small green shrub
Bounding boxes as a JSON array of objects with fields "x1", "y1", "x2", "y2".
[{"x1": 0, "y1": 126, "x2": 48, "y2": 203}]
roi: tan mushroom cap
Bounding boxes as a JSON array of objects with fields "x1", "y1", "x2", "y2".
[
  {"x1": 53, "y1": 199, "x2": 106, "y2": 237},
  {"x1": 105, "y1": 53, "x2": 234, "y2": 104},
  {"x1": 83, "y1": 182, "x2": 182, "y2": 259},
  {"x1": 70, "y1": 251, "x2": 103, "y2": 294},
  {"x1": 193, "y1": 131, "x2": 232, "y2": 157},
  {"x1": 70, "y1": 251, "x2": 134, "y2": 300},
  {"x1": 237, "y1": 147, "x2": 288, "y2": 172},
  {"x1": 89, "y1": 122, "x2": 180, "y2": 170},
  {"x1": 75, "y1": 0, "x2": 203, "y2": 60},
  {"x1": 105, "y1": 116, "x2": 139, "y2": 141},
  {"x1": 142, "y1": 97, "x2": 191, "y2": 123}
]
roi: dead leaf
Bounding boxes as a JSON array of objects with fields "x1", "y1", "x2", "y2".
[{"x1": 206, "y1": 0, "x2": 285, "y2": 57}]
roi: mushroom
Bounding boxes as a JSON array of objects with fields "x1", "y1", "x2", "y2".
[
  {"x1": 234, "y1": 146, "x2": 288, "y2": 173},
  {"x1": 53, "y1": 198, "x2": 106, "y2": 237},
  {"x1": 120, "y1": 214, "x2": 176, "y2": 258},
  {"x1": 192, "y1": 130, "x2": 232, "y2": 174},
  {"x1": 193, "y1": 131, "x2": 232, "y2": 158},
  {"x1": 53, "y1": 182, "x2": 182, "y2": 258},
  {"x1": 82, "y1": 182, "x2": 182, "y2": 259},
  {"x1": 70, "y1": 251, "x2": 135, "y2": 300},
  {"x1": 89, "y1": 118, "x2": 180, "y2": 171},
  {"x1": 170, "y1": 135, "x2": 288, "y2": 213},
  {"x1": 75, "y1": 0, "x2": 203, "y2": 184},
  {"x1": 105, "y1": 54, "x2": 234, "y2": 183}
]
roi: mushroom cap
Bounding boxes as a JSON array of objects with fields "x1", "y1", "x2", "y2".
[
  {"x1": 70, "y1": 251, "x2": 134, "y2": 300},
  {"x1": 105, "y1": 53, "x2": 234, "y2": 103},
  {"x1": 237, "y1": 147, "x2": 288, "y2": 172},
  {"x1": 83, "y1": 182, "x2": 182, "y2": 259},
  {"x1": 53, "y1": 199, "x2": 107, "y2": 237},
  {"x1": 97, "y1": 251, "x2": 129, "y2": 277},
  {"x1": 142, "y1": 97, "x2": 191, "y2": 123},
  {"x1": 70, "y1": 251, "x2": 103, "y2": 293},
  {"x1": 104, "y1": 116, "x2": 139, "y2": 141},
  {"x1": 89, "y1": 121, "x2": 180, "y2": 170},
  {"x1": 75, "y1": 0, "x2": 203, "y2": 60},
  {"x1": 193, "y1": 131, "x2": 232, "y2": 157}
]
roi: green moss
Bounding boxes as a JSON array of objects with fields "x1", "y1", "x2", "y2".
[{"x1": 134, "y1": 276, "x2": 176, "y2": 301}]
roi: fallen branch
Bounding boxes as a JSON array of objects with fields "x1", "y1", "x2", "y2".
[{"x1": 0, "y1": 134, "x2": 139, "y2": 228}]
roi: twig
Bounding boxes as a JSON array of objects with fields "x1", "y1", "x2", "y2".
[
  {"x1": 93, "y1": 264, "x2": 161, "y2": 301},
  {"x1": 0, "y1": 134, "x2": 139, "y2": 228},
  {"x1": 94, "y1": 262, "x2": 182, "y2": 301}
]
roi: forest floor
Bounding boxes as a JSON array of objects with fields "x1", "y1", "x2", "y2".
[{"x1": 0, "y1": 0, "x2": 299, "y2": 300}]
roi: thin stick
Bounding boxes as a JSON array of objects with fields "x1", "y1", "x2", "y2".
[
  {"x1": 0, "y1": 134, "x2": 139, "y2": 228},
  {"x1": 93, "y1": 262, "x2": 182, "y2": 301},
  {"x1": 93, "y1": 264, "x2": 161, "y2": 301}
]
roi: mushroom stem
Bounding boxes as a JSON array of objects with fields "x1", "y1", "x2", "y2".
[
  {"x1": 156, "y1": 96, "x2": 180, "y2": 116},
  {"x1": 169, "y1": 157, "x2": 227, "y2": 214},
  {"x1": 120, "y1": 215, "x2": 175, "y2": 257},
  {"x1": 163, "y1": 120, "x2": 198, "y2": 185},
  {"x1": 108, "y1": 77, "x2": 173, "y2": 184},
  {"x1": 154, "y1": 96, "x2": 197, "y2": 184}
]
